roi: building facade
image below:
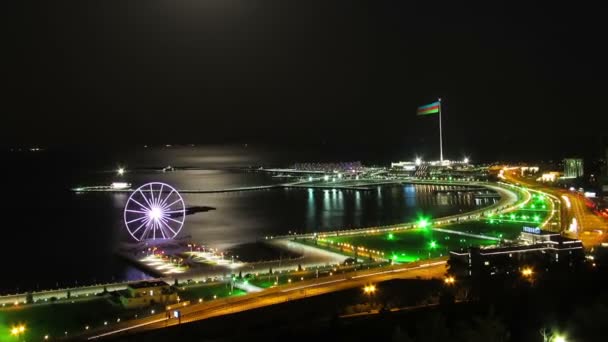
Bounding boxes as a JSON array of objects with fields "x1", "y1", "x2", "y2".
[
  {"x1": 119, "y1": 280, "x2": 178, "y2": 309},
  {"x1": 563, "y1": 158, "x2": 584, "y2": 178},
  {"x1": 449, "y1": 229, "x2": 584, "y2": 279}
]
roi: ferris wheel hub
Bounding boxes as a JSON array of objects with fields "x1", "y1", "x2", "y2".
[{"x1": 123, "y1": 182, "x2": 186, "y2": 241}]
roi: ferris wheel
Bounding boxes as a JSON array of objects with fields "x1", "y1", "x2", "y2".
[{"x1": 123, "y1": 182, "x2": 186, "y2": 241}]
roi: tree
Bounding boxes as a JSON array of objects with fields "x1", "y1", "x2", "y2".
[
  {"x1": 414, "y1": 312, "x2": 450, "y2": 342},
  {"x1": 391, "y1": 325, "x2": 414, "y2": 342},
  {"x1": 269, "y1": 267, "x2": 273, "y2": 275},
  {"x1": 238, "y1": 270, "x2": 242, "y2": 279},
  {"x1": 298, "y1": 264, "x2": 303, "y2": 272},
  {"x1": 456, "y1": 310, "x2": 510, "y2": 342}
]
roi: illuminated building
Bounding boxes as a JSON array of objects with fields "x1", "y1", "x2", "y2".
[
  {"x1": 449, "y1": 228, "x2": 584, "y2": 278},
  {"x1": 119, "y1": 280, "x2": 177, "y2": 308},
  {"x1": 563, "y1": 158, "x2": 584, "y2": 178}
]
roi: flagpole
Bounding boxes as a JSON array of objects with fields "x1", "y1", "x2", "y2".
[{"x1": 439, "y1": 98, "x2": 443, "y2": 162}]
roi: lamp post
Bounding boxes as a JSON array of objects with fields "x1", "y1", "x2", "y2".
[{"x1": 11, "y1": 324, "x2": 26, "y2": 339}]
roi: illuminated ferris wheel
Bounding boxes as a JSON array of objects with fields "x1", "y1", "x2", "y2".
[{"x1": 123, "y1": 182, "x2": 186, "y2": 241}]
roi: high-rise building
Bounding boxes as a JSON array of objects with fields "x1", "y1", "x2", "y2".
[{"x1": 563, "y1": 158, "x2": 584, "y2": 178}]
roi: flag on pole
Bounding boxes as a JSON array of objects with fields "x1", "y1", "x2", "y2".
[{"x1": 417, "y1": 101, "x2": 440, "y2": 115}]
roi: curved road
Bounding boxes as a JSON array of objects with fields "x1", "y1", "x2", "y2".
[{"x1": 81, "y1": 260, "x2": 447, "y2": 340}]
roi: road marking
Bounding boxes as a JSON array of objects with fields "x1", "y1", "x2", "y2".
[
  {"x1": 281, "y1": 278, "x2": 346, "y2": 292},
  {"x1": 352, "y1": 261, "x2": 446, "y2": 279},
  {"x1": 87, "y1": 317, "x2": 168, "y2": 340}
]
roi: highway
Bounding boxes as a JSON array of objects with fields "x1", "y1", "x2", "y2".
[
  {"x1": 82, "y1": 260, "x2": 447, "y2": 340},
  {"x1": 503, "y1": 169, "x2": 607, "y2": 246}
]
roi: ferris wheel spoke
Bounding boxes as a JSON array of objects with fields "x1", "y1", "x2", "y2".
[
  {"x1": 138, "y1": 189, "x2": 153, "y2": 208},
  {"x1": 129, "y1": 198, "x2": 150, "y2": 212},
  {"x1": 148, "y1": 183, "x2": 155, "y2": 205},
  {"x1": 125, "y1": 209, "x2": 147, "y2": 214},
  {"x1": 160, "y1": 190, "x2": 176, "y2": 208},
  {"x1": 156, "y1": 184, "x2": 164, "y2": 206},
  {"x1": 139, "y1": 223, "x2": 152, "y2": 240},
  {"x1": 163, "y1": 210, "x2": 185, "y2": 214},
  {"x1": 126, "y1": 216, "x2": 147, "y2": 224},
  {"x1": 163, "y1": 198, "x2": 183, "y2": 210},
  {"x1": 131, "y1": 220, "x2": 148, "y2": 235},
  {"x1": 159, "y1": 217, "x2": 178, "y2": 235},
  {"x1": 158, "y1": 222, "x2": 167, "y2": 239},
  {"x1": 164, "y1": 216, "x2": 184, "y2": 225}
]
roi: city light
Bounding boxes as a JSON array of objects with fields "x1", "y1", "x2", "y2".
[
  {"x1": 363, "y1": 284, "x2": 376, "y2": 294},
  {"x1": 552, "y1": 334, "x2": 567, "y2": 342},
  {"x1": 415, "y1": 157, "x2": 422, "y2": 166},
  {"x1": 444, "y1": 276, "x2": 455, "y2": 285},
  {"x1": 11, "y1": 324, "x2": 26, "y2": 336},
  {"x1": 117, "y1": 167, "x2": 125, "y2": 175},
  {"x1": 463, "y1": 157, "x2": 469, "y2": 164},
  {"x1": 561, "y1": 195, "x2": 571, "y2": 209},
  {"x1": 429, "y1": 241, "x2": 437, "y2": 249},
  {"x1": 521, "y1": 267, "x2": 533, "y2": 277},
  {"x1": 417, "y1": 217, "x2": 431, "y2": 229}
]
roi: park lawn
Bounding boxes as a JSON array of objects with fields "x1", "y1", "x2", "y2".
[
  {"x1": 0, "y1": 297, "x2": 150, "y2": 341},
  {"x1": 432, "y1": 193, "x2": 552, "y2": 240},
  {"x1": 439, "y1": 221, "x2": 525, "y2": 240},
  {"x1": 247, "y1": 274, "x2": 293, "y2": 288},
  {"x1": 178, "y1": 283, "x2": 246, "y2": 302},
  {"x1": 0, "y1": 282, "x2": 254, "y2": 340},
  {"x1": 318, "y1": 228, "x2": 497, "y2": 263}
]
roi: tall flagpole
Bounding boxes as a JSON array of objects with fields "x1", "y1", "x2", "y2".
[{"x1": 438, "y1": 98, "x2": 443, "y2": 162}]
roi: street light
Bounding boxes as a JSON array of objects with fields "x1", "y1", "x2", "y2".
[
  {"x1": 521, "y1": 267, "x2": 533, "y2": 277},
  {"x1": 444, "y1": 276, "x2": 455, "y2": 285},
  {"x1": 11, "y1": 324, "x2": 26, "y2": 336},
  {"x1": 117, "y1": 167, "x2": 125, "y2": 176},
  {"x1": 363, "y1": 284, "x2": 376, "y2": 294},
  {"x1": 417, "y1": 218, "x2": 430, "y2": 229}
]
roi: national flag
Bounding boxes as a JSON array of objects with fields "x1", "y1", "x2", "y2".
[{"x1": 417, "y1": 101, "x2": 440, "y2": 115}]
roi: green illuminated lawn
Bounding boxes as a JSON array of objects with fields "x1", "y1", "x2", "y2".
[
  {"x1": 440, "y1": 221, "x2": 525, "y2": 240},
  {"x1": 318, "y1": 228, "x2": 497, "y2": 263},
  {"x1": 178, "y1": 283, "x2": 246, "y2": 302},
  {"x1": 303, "y1": 192, "x2": 553, "y2": 263},
  {"x1": 439, "y1": 192, "x2": 552, "y2": 240},
  {"x1": 0, "y1": 298, "x2": 140, "y2": 341},
  {"x1": 0, "y1": 284, "x2": 246, "y2": 340},
  {"x1": 248, "y1": 274, "x2": 292, "y2": 288}
]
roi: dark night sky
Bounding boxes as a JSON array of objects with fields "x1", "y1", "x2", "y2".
[{"x1": 2, "y1": 1, "x2": 606, "y2": 160}]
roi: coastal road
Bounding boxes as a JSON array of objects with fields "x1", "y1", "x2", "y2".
[
  {"x1": 503, "y1": 170, "x2": 607, "y2": 246},
  {"x1": 83, "y1": 260, "x2": 447, "y2": 340}
]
